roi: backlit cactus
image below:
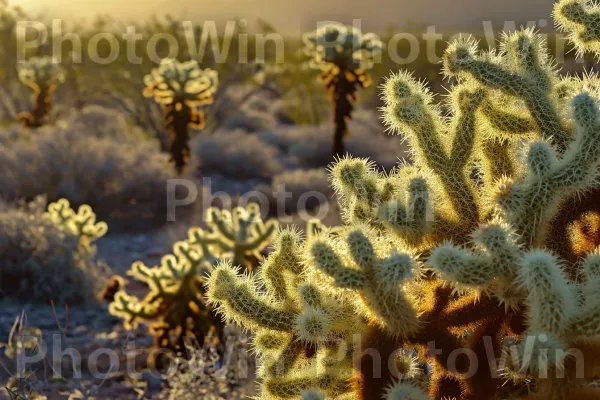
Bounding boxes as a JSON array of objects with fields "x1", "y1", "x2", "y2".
[
  {"x1": 207, "y1": 4, "x2": 600, "y2": 399},
  {"x1": 207, "y1": 227, "x2": 362, "y2": 399},
  {"x1": 203, "y1": 203, "x2": 278, "y2": 271},
  {"x1": 17, "y1": 56, "x2": 65, "y2": 128},
  {"x1": 303, "y1": 24, "x2": 383, "y2": 156},
  {"x1": 43, "y1": 198, "x2": 108, "y2": 249},
  {"x1": 108, "y1": 204, "x2": 276, "y2": 354},
  {"x1": 554, "y1": 0, "x2": 600, "y2": 57},
  {"x1": 143, "y1": 58, "x2": 218, "y2": 173},
  {"x1": 108, "y1": 240, "x2": 224, "y2": 358}
]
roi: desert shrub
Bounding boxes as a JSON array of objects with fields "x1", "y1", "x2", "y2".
[
  {"x1": 0, "y1": 121, "x2": 175, "y2": 231},
  {"x1": 207, "y1": 4, "x2": 600, "y2": 399},
  {"x1": 254, "y1": 110, "x2": 406, "y2": 170},
  {"x1": 255, "y1": 168, "x2": 333, "y2": 214},
  {"x1": 62, "y1": 105, "x2": 147, "y2": 142},
  {"x1": 157, "y1": 327, "x2": 251, "y2": 400},
  {"x1": 192, "y1": 130, "x2": 285, "y2": 179},
  {"x1": 284, "y1": 120, "x2": 407, "y2": 170},
  {"x1": 0, "y1": 198, "x2": 108, "y2": 304},
  {"x1": 0, "y1": 124, "x2": 24, "y2": 145},
  {"x1": 221, "y1": 109, "x2": 275, "y2": 133}
]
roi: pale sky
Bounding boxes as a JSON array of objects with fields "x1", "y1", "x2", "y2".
[{"x1": 9, "y1": 0, "x2": 557, "y2": 33}]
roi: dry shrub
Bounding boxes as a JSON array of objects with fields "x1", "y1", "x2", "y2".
[
  {"x1": 258, "y1": 110, "x2": 408, "y2": 170},
  {"x1": 192, "y1": 129, "x2": 285, "y2": 179},
  {"x1": 0, "y1": 109, "x2": 176, "y2": 231},
  {"x1": 0, "y1": 198, "x2": 108, "y2": 304},
  {"x1": 255, "y1": 168, "x2": 333, "y2": 214}
]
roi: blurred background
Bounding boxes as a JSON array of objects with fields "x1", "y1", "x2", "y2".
[{"x1": 10, "y1": 0, "x2": 556, "y2": 31}]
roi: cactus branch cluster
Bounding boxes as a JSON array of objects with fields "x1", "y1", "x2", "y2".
[
  {"x1": 143, "y1": 58, "x2": 218, "y2": 173},
  {"x1": 16, "y1": 56, "x2": 65, "y2": 128},
  {"x1": 108, "y1": 204, "x2": 277, "y2": 354},
  {"x1": 207, "y1": 3, "x2": 600, "y2": 399},
  {"x1": 303, "y1": 24, "x2": 383, "y2": 157}
]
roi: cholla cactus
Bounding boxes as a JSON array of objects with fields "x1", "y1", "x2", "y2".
[
  {"x1": 143, "y1": 58, "x2": 218, "y2": 173},
  {"x1": 203, "y1": 203, "x2": 279, "y2": 271},
  {"x1": 43, "y1": 199, "x2": 108, "y2": 249},
  {"x1": 108, "y1": 204, "x2": 276, "y2": 354},
  {"x1": 207, "y1": 3, "x2": 600, "y2": 399},
  {"x1": 17, "y1": 56, "x2": 65, "y2": 128},
  {"x1": 303, "y1": 24, "x2": 383, "y2": 156}
]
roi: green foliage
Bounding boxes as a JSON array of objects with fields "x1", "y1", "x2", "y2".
[
  {"x1": 207, "y1": 4, "x2": 600, "y2": 400},
  {"x1": 109, "y1": 203, "x2": 277, "y2": 353},
  {"x1": 0, "y1": 197, "x2": 108, "y2": 304}
]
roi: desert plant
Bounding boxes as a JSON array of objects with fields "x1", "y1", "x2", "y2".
[
  {"x1": 157, "y1": 326, "x2": 252, "y2": 400},
  {"x1": 16, "y1": 56, "x2": 65, "y2": 128},
  {"x1": 3, "y1": 314, "x2": 47, "y2": 400},
  {"x1": 206, "y1": 4, "x2": 600, "y2": 399},
  {"x1": 192, "y1": 129, "x2": 285, "y2": 179},
  {"x1": 303, "y1": 24, "x2": 383, "y2": 157},
  {"x1": 0, "y1": 120, "x2": 175, "y2": 231},
  {"x1": 259, "y1": 168, "x2": 333, "y2": 214},
  {"x1": 108, "y1": 204, "x2": 277, "y2": 355},
  {"x1": 143, "y1": 58, "x2": 218, "y2": 173},
  {"x1": 0, "y1": 198, "x2": 108, "y2": 304}
]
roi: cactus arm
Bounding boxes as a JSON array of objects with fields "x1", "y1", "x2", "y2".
[
  {"x1": 238, "y1": 219, "x2": 278, "y2": 251},
  {"x1": 108, "y1": 291, "x2": 160, "y2": 325},
  {"x1": 555, "y1": 0, "x2": 600, "y2": 58},
  {"x1": 498, "y1": 94, "x2": 600, "y2": 245},
  {"x1": 264, "y1": 370, "x2": 353, "y2": 399},
  {"x1": 206, "y1": 263, "x2": 297, "y2": 332},
  {"x1": 262, "y1": 228, "x2": 306, "y2": 304},
  {"x1": 207, "y1": 208, "x2": 237, "y2": 242},
  {"x1": 479, "y1": 139, "x2": 516, "y2": 200},
  {"x1": 43, "y1": 199, "x2": 107, "y2": 248},
  {"x1": 263, "y1": 336, "x2": 305, "y2": 378},
  {"x1": 381, "y1": 72, "x2": 481, "y2": 231},
  {"x1": 480, "y1": 96, "x2": 537, "y2": 137},
  {"x1": 309, "y1": 230, "x2": 420, "y2": 337},
  {"x1": 443, "y1": 34, "x2": 570, "y2": 149}
]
